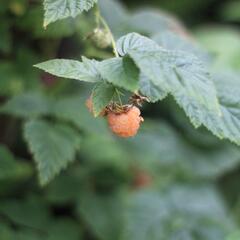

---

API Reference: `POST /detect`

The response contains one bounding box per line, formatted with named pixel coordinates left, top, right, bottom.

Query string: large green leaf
left=77, top=191, right=126, bottom=240
left=92, top=82, right=115, bottom=117
left=0, top=196, right=50, bottom=230
left=43, top=0, right=97, bottom=27
left=123, top=186, right=234, bottom=240
left=99, top=56, right=140, bottom=92
left=24, top=120, right=81, bottom=185
left=117, top=33, right=221, bottom=128
left=139, top=74, right=167, bottom=102
left=152, top=31, right=209, bottom=62
left=77, top=186, right=235, bottom=240
left=201, top=71, right=240, bottom=145
left=195, top=27, right=240, bottom=70
left=98, top=0, right=128, bottom=38
left=171, top=70, right=240, bottom=145
left=34, top=58, right=101, bottom=82
left=127, top=9, right=183, bottom=36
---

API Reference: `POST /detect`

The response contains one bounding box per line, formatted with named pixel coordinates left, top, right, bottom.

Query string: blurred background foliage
left=0, top=0, right=240, bottom=239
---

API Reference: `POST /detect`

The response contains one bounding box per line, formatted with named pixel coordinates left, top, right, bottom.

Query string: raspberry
left=107, top=106, right=143, bottom=138
left=85, top=96, right=93, bottom=114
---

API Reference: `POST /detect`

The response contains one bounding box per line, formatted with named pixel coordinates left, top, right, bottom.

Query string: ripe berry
left=107, top=106, right=143, bottom=138
left=85, top=96, right=93, bottom=114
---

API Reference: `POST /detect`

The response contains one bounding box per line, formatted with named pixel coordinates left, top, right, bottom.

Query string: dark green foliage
left=0, top=0, right=240, bottom=239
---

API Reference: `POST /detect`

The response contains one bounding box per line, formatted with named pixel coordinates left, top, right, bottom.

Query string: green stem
left=95, top=5, right=119, bottom=57
left=115, top=89, right=123, bottom=106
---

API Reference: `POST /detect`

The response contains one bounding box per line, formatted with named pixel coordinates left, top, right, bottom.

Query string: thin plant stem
left=115, top=89, right=123, bottom=106
left=94, top=5, right=119, bottom=57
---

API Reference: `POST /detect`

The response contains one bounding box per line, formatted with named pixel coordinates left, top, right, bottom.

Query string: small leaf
left=99, top=56, right=139, bottom=92
left=34, top=58, right=100, bottom=82
left=43, top=0, right=97, bottom=27
left=92, top=82, right=115, bottom=117
left=24, top=119, right=81, bottom=185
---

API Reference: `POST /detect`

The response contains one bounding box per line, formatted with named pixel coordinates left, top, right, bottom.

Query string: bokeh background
left=0, top=0, right=240, bottom=239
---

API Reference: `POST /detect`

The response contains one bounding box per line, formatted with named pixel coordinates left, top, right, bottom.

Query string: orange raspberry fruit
left=107, top=106, right=144, bottom=138
left=85, top=96, right=93, bottom=114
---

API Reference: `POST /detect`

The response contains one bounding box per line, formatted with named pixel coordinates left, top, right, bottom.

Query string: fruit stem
left=95, top=5, right=119, bottom=57
left=115, top=88, right=123, bottom=106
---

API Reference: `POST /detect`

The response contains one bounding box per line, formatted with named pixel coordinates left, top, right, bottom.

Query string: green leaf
left=152, top=31, right=210, bottom=62
left=24, top=119, right=81, bottom=185
left=0, top=196, right=50, bottom=230
left=127, top=9, right=182, bottom=35
left=77, top=186, right=235, bottom=240
left=117, top=33, right=159, bottom=56
left=34, top=58, right=100, bottom=82
left=0, top=19, right=11, bottom=54
left=77, top=191, right=126, bottom=240
left=46, top=174, right=82, bottom=204
left=227, top=231, right=240, bottom=240
left=81, top=134, right=130, bottom=168
left=52, top=96, right=109, bottom=134
left=195, top=27, right=240, bottom=70
left=221, top=1, right=240, bottom=21
left=43, top=0, right=97, bottom=27
left=92, top=82, right=115, bottom=117
left=0, top=92, right=51, bottom=118
left=201, top=71, right=240, bottom=145
left=47, top=219, right=82, bottom=240
left=19, top=6, right=75, bottom=38
left=123, top=186, right=234, bottom=240
left=117, top=33, right=221, bottom=129
left=98, top=0, right=128, bottom=38
left=139, top=74, right=167, bottom=102
left=99, top=56, right=139, bottom=92
left=124, top=121, right=240, bottom=179
left=0, top=145, right=32, bottom=181
left=0, top=223, right=14, bottom=240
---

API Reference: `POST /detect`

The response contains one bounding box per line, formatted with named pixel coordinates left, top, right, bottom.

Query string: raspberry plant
left=1, top=0, right=240, bottom=239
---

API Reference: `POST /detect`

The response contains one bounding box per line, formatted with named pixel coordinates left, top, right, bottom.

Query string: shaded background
left=0, top=0, right=240, bottom=239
